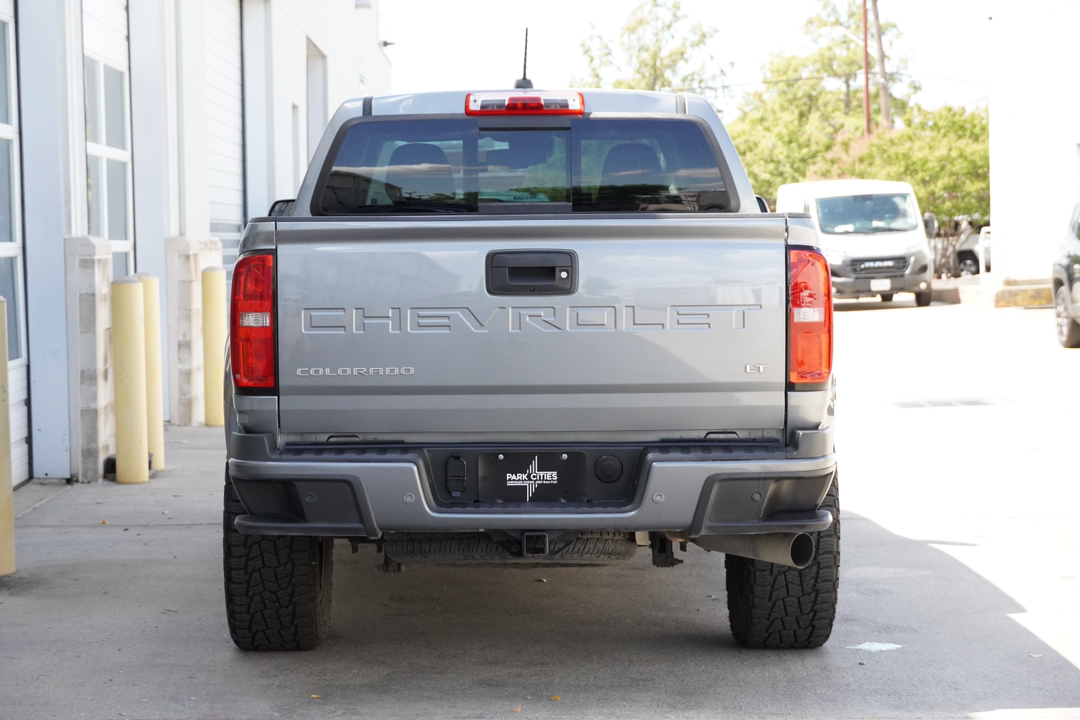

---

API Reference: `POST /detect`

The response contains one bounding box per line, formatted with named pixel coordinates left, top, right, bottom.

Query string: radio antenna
left=514, top=28, right=533, bottom=89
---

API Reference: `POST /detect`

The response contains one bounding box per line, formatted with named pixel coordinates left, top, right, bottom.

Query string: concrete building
left=6, top=0, right=389, bottom=487
left=987, top=1, right=1080, bottom=284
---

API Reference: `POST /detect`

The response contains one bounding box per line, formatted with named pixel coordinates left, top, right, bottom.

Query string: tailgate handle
left=486, top=250, right=577, bottom=296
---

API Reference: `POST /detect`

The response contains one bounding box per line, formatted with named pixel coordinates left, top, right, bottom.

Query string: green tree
left=727, top=0, right=916, bottom=202
left=830, top=104, right=989, bottom=220
left=802, top=0, right=910, bottom=120
left=572, top=0, right=721, bottom=96
left=826, top=104, right=991, bottom=276
left=727, top=53, right=848, bottom=202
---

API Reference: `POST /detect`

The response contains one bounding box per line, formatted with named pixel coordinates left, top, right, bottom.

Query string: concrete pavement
left=2, top=299, right=1080, bottom=719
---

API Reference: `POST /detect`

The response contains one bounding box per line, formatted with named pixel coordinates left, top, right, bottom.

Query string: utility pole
left=870, top=0, right=892, bottom=130
left=862, top=0, right=871, bottom=136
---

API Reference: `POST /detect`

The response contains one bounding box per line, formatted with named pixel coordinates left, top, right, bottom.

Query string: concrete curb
left=929, top=276, right=981, bottom=305
left=931, top=286, right=962, bottom=304
left=929, top=276, right=1054, bottom=308
left=959, top=284, right=1054, bottom=308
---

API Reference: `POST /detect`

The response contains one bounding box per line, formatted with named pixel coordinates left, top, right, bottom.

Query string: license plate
left=870, top=279, right=892, bottom=292
left=478, top=452, right=587, bottom=502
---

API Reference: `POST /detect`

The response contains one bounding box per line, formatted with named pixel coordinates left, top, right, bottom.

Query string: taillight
left=465, top=91, right=585, bottom=116
left=789, top=248, right=833, bottom=385
left=230, top=253, right=275, bottom=389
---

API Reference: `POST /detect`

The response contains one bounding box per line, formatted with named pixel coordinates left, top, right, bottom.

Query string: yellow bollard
left=202, top=267, right=227, bottom=427
left=136, top=274, right=165, bottom=471
left=112, top=277, right=149, bottom=484
left=0, top=297, right=15, bottom=576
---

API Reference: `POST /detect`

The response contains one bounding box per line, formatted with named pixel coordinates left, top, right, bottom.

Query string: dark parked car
left=1052, top=203, right=1080, bottom=347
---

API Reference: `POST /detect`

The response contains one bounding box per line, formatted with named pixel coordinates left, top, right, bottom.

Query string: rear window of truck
left=317, top=118, right=733, bottom=215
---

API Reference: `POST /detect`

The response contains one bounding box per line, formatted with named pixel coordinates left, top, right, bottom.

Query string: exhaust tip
left=694, top=532, right=817, bottom=568
left=790, top=533, right=815, bottom=569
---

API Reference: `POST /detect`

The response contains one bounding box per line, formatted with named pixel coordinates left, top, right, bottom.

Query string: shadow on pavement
left=2, top=497, right=1078, bottom=719
left=834, top=297, right=926, bottom=312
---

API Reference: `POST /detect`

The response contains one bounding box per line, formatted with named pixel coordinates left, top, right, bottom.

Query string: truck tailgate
left=275, top=217, right=788, bottom=438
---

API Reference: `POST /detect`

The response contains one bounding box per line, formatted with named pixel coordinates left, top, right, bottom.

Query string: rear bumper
left=227, top=432, right=836, bottom=539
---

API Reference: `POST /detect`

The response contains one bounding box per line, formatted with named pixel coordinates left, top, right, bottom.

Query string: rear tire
left=915, top=290, right=932, bottom=307
left=958, top=255, right=979, bottom=276
left=223, top=479, right=333, bottom=650
left=725, top=475, right=839, bottom=649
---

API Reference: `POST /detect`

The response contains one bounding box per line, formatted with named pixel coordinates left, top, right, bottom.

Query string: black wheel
left=915, top=290, right=932, bottom=307
left=958, top=255, right=979, bottom=276
left=879, top=293, right=894, bottom=302
left=223, top=479, right=333, bottom=650
left=1055, top=285, right=1080, bottom=348
left=725, top=475, right=839, bottom=649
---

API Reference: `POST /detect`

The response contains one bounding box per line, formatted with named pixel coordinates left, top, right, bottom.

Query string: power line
left=724, top=71, right=982, bottom=89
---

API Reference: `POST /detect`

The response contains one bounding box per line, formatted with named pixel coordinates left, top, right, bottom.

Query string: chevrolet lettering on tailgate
left=301, top=305, right=763, bottom=334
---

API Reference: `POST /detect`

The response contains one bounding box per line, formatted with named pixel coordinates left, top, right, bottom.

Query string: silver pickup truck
left=223, top=89, right=839, bottom=652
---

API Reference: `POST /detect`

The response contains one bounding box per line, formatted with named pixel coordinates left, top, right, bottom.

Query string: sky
left=379, top=0, right=991, bottom=121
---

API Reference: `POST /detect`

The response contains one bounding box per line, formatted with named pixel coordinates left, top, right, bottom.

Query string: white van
left=776, top=179, right=934, bottom=306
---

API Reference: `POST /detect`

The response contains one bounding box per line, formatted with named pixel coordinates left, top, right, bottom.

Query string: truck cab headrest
left=384, top=143, right=456, bottom=203
left=600, top=143, right=664, bottom=188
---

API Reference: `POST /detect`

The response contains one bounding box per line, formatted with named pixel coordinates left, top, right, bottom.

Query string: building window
left=0, top=18, right=23, bottom=361
left=84, top=56, right=133, bottom=277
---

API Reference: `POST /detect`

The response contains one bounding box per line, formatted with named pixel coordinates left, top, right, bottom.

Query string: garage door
left=205, top=0, right=245, bottom=268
